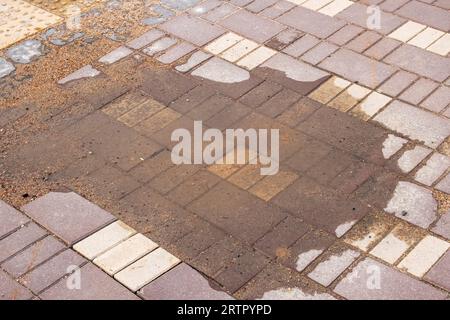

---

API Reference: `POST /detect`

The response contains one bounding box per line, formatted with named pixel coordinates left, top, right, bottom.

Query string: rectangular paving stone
left=40, top=263, right=139, bottom=300
left=398, top=235, right=450, bottom=277
left=308, top=76, right=350, bottom=104
left=337, top=3, right=405, bottom=35
left=283, top=34, right=320, bottom=57
left=384, top=44, right=450, bottom=82
left=220, top=39, right=259, bottom=62
left=205, top=32, right=243, bottom=55
left=335, top=258, right=447, bottom=300
left=301, top=41, right=338, bottom=65
left=0, top=222, right=46, bottom=263
left=364, top=37, right=401, bottom=60
left=22, top=192, right=116, bottom=245
left=0, top=200, right=29, bottom=239
left=99, top=46, right=133, bottom=64
left=94, top=234, right=158, bottom=276
left=277, top=6, right=345, bottom=39
left=352, top=91, right=392, bottom=120
left=237, top=46, right=277, bottom=70
left=408, top=27, right=445, bottom=49
left=421, top=86, right=450, bottom=113
left=220, top=9, right=285, bottom=43
left=396, top=1, right=450, bottom=32
left=318, top=0, right=353, bottom=16
left=319, top=48, right=396, bottom=88
left=327, top=24, right=363, bottom=46
left=377, top=70, right=418, bottom=97
left=257, top=87, right=301, bottom=118
left=157, top=42, right=196, bottom=64
left=160, top=15, right=225, bottom=46
left=142, top=37, right=177, bottom=56
left=415, top=153, right=450, bottom=186
left=0, top=270, right=33, bottom=300
left=203, top=3, right=239, bottom=22
left=175, top=51, right=212, bottom=73
left=266, top=28, right=303, bottom=51
left=249, top=170, right=299, bottom=201
left=126, top=29, right=165, bottom=49
left=115, top=248, right=180, bottom=292
left=19, top=249, right=86, bottom=294
left=373, top=101, right=450, bottom=148
left=328, top=84, right=371, bottom=112
left=425, top=250, right=450, bottom=292
left=308, top=248, right=360, bottom=287
left=74, top=221, right=137, bottom=260
left=396, top=146, right=432, bottom=173
left=388, top=21, right=427, bottom=42
left=239, top=80, right=283, bottom=107
left=260, top=0, right=295, bottom=19
left=301, top=0, right=333, bottom=11
left=436, top=174, right=450, bottom=194
left=246, top=0, right=278, bottom=12
left=2, top=236, right=65, bottom=278
left=346, top=31, right=382, bottom=53
left=433, top=212, right=450, bottom=240
left=139, top=263, right=233, bottom=300
left=399, top=78, right=439, bottom=105
left=427, top=33, right=450, bottom=56
left=370, top=224, right=414, bottom=264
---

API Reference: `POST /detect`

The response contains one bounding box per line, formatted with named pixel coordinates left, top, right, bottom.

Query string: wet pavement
left=0, top=0, right=450, bottom=300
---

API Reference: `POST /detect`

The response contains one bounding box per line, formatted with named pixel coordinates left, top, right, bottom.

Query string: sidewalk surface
left=0, top=0, right=450, bottom=300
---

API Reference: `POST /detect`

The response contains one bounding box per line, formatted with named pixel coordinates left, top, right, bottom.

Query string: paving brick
left=308, top=76, right=350, bottom=104
left=206, top=101, right=251, bottom=130
left=427, top=33, right=450, bottom=56
left=142, top=37, right=177, bottom=56
left=115, top=248, right=180, bottom=292
left=189, top=0, right=222, bottom=15
left=398, top=235, right=450, bottom=277
left=380, top=0, right=409, bottom=12
left=328, top=84, right=371, bottom=112
left=374, top=101, right=450, bottom=149
left=318, top=0, right=353, bottom=16
left=117, top=99, right=165, bottom=127
left=306, top=148, right=353, bottom=184
left=94, top=234, right=158, bottom=276
left=220, top=10, right=285, bottom=43
left=260, top=0, right=295, bottom=19
left=396, top=1, right=450, bottom=32
left=385, top=44, right=450, bottom=82
left=266, top=29, right=303, bottom=51
left=380, top=134, right=407, bottom=159
left=388, top=21, right=427, bottom=42
left=415, top=153, right=450, bottom=186
left=101, top=91, right=150, bottom=119
left=149, top=164, right=202, bottom=194
left=370, top=224, right=416, bottom=264
left=0, top=223, right=47, bottom=263
left=319, top=48, right=395, bottom=88
left=277, top=6, right=345, bottom=39
left=139, top=263, right=232, bottom=300
left=301, top=41, right=338, bottom=65
left=203, top=3, right=238, bottom=22
left=175, top=51, right=212, bottom=73
left=408, top=27, right=445, bottom=49
left=220, top=39, right=259, bottom=62
left=327, top=24, right=363, bottom=46
left=283, top=34, right=320, bottom=57
left=157, top=42, right=196, bottom=64
left=126, top=29, right=165, bottom=49
left=249, top=170, right=299, bottom=201
left=191, top=56, right=251, bottom=85
left=337, top=3, right=405, bottom=35
left=286, top=137, right=332, bottom=172
left=160, top=15, right=225, bottom=46
left=40, top=263, right=139, bottom=300
left=246, top=0, right=278, bottom=12
left=352, top=92, right=392, bottom=120
left=377, top=71, right=418, bottom=97
left=396, top=146, right=432, bottom=173
left=99, top=46, right=133, bottom=64
left=19, top=249, right=86, bottom=294
left=308, top=247, right=360, bottom=287
left=73, top=221, right=136, bottom=260
left=425, top=250, right=450, bottom=291
left=345, top=31, right=382, bottom=53
left=22, top=192, right=114, bottom=245
left=329, top=160, right=377, bottom=194
left=135, top=108, right=182, bottom=136
left=188, top=181, right=287, bottom=244
left=344, top=214, right=392, bottom=252
left=257, top=88, right=301, bottom=118
left=237, top=46, right=277, bottom=70
left=0, top=270, right=33, bottom=300
left=0, top=200, right=29, bottom=239
left=277, top=97, right=321, bottom=127
left=240, top=80, right=283, bottom=107
left=205, top=32, right=243, bottom=55
left=364, top=37, right=401, bottom=60
left=436, top=174, right=450, bottom=194
left=399, top=78, right=439, bottom=105
left=421, top=86, right=450, bottom=113
left=335, top=258, right=447, bottom=300
left=2, top=236, right=65, bottom=278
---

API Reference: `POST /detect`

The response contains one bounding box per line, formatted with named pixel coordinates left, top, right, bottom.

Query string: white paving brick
left=398, top=236, right=450, bottom=277
left=302, top=0, right=334, bottom=10
left=397, top=146, right=432, bottom=173
left=415, top=153, right=450, bottom=186
left=408, top=27, right=445, bottom=49
left=381, top=134, right=407, bottom=160
left=286, top=0, right=308, bottom=4
left=115, top=248, right=180, bottom=292
left=73, top=221, right=136, bottom=260
left=98, top=46, right=133, bottom=64
left=220, top=39, right=259, bottom=62
left=370, top=229, right=411, bottom=264
left=388, top=21, right=427, bottom=43
left=204, top=32, right=243, bottom=55
left=427, top=34, right=450, bottom=56
left=93, top=234, right=159, bottom=275
left=318, top=0, right=353, bottom=17
left=355, top=91, right=392, bottom=119
left=237, top=46, right=276, bottom=70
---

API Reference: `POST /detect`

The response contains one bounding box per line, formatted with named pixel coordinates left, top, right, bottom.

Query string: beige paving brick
left=115, top=248, right=180, bottom=292
left=228, top=164, right=264, bottom=190
left=237, top=46, right=276, bottom=70
left=117, top=101, right=164, bottom=127
left=220, top=39, right=259, bottom=62
left=204, top=32, right=243, bottom=55
left=318, top=0, right=353, bottom=17
left=388, top=21, right=427, bottom=42
left=408, top=27, right=445, bottom=49
left=94, top=234, right=159, bottom=275
left=102, top=93, right=149, bottom=119
left=329, top=84, right=371, bottom=112
left=135, top=108, right=182, bottom=136
left=208, top=163, right=242, bottom=178
left=427, top=33, right=450, bottom=56
left=398, top=235, right=450, bottom=277
left=343, top=214, right=392, bottom=252
left=302, top=0, right=334, bottom=10
left=351, top=92, right=392, bottom=120
left=73, top=221, right=136, bottom=260
left=308, top=76, right=351, bottom=104
left=248, top=170, right=298, bottom=201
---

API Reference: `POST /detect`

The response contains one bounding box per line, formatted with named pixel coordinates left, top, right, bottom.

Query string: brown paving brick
left=305, top=149, right=353, bottom=185
left=149, top=164, right=202, bottom=194
left=49, top=154, right=108, bottom=182
left=0, top=270, right=33, bottom=300
left=139, top=67, right=197, bottom=105
left=134, top=108, right=182, bottom=137
left=168, top=170, right=221, bottom=206
left=188, top=181, right=287, bottom=244
left=327, top=24, right=364, bottom=46
left=102, top=91, right=151, bottom=119
left=187, top=94, right=235, bottom=121
left=116, top=99, right=165, bottom=127
left=276, top=97, right=321, bottom=128
left=239, top=80, right=283, bottom=108
left=128, top=150, right=174, bottom=183
left=345, top=31, right=382, bottom=53
left=2, top=236, right=65, bottom=278
left=0, top=201, right=29, bottom=240
left=330, top=160, right=377, bottom=194
left=396, top=0, right=450, bottom=32
left=19, top=249, right=86, bottom=294
left=364, top=37, right=401, bottom=60
left=248, top=169, right=299, bottom=201
left=257, top=88, right=301, bottom=118
left=254, top=216, right=310, bottom=258
left=0, top=223, right=47, bottom=263
left=206, top=102, right=252, bottom=130
left=169, top=85, right=216, bottom=114
left=285, top=137, right=332, bottom=172
left=273, top=177, right=369, bottom=237
left=152, top=116, right=207, bottom=149
left=22, top=192, right=115, bottom=245
left=228, top=164, right=264, bottom=190
left=40, top=263, right=139, bottom=300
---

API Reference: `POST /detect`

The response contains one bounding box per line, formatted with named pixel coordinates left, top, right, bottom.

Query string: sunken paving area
left=1, top=0, right=450, bottom=300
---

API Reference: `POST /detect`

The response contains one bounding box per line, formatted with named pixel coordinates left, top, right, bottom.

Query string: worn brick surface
left=0, top=201, right=29, bottom=239
left=0, top=270, right=33, bottom=300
